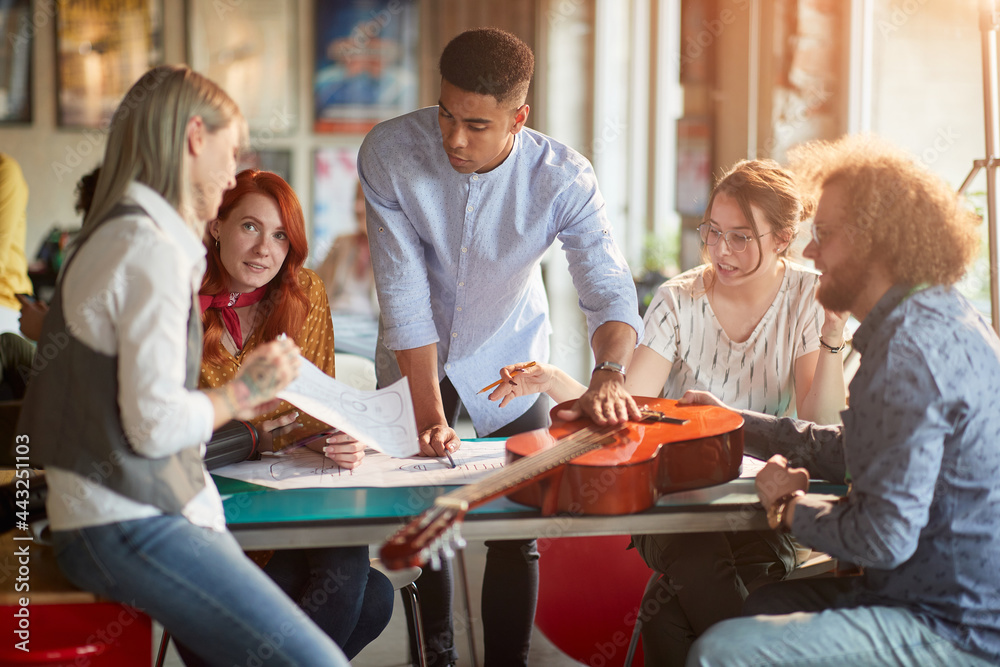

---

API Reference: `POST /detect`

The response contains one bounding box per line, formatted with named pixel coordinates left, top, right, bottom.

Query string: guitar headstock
left=379, top=501, right=469, bottom=570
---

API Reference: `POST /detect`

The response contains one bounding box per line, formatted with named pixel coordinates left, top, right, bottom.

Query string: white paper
left=213, top=436, right=767, bottom=493
left=740, top=456, right=766, bottom=478
left=212, top=439, right=508, bottom=490
left=277, top=358, right=420, bottom=457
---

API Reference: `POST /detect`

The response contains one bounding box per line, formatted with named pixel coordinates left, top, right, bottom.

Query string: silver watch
left=592, top=361, right=626, bottom=377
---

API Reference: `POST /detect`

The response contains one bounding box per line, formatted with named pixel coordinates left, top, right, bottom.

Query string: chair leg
left=399, top=582, right=428, bottom=667
left=624, top=571, right=662, bottom=667
left=154, top=627, right=171, bottom=667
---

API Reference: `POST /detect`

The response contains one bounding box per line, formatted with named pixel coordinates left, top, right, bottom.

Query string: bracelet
left=766, top=490, right=805, bottom=532
left=593, top=361, right=626, bottom=378
left=819, top=337, right=847, bottom=353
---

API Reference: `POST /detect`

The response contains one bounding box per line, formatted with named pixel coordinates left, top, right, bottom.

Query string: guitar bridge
left=639, top=408, right=689, bottom=425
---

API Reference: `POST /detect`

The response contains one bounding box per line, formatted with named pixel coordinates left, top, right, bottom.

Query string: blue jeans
left=52, top=516, right=349, bottom=667
left=687, top=578, right=996, bottom=666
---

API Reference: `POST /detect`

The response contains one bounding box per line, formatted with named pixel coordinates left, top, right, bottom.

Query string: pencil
left=275, top=430, right=334, bottom=456
left=477, top=361, right=537, bottom=394
left=444, top=449, right=457, bottom=469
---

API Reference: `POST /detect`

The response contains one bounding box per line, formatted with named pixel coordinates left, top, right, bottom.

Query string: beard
left=816, top=249, right=871, bottom=313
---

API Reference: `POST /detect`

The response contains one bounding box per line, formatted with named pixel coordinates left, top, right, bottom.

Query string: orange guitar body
left=504, top=397, right=744, bottom=516
left=380, top=396, right=744, bottom=570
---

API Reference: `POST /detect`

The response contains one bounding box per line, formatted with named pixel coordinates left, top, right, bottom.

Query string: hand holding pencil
left=481, top=361, right=554, bottom=408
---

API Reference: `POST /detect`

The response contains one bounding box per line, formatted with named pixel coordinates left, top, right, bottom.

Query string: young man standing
left=359, top=27, right=643, bottom=667
left=685, top=135, right=1000, bottom=666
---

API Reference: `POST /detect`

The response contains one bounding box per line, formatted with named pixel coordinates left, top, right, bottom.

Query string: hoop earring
left=215, top=237, right=220, bottom=250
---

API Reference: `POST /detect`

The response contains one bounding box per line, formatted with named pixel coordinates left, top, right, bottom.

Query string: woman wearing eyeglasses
left=487, top=159, right=848, bottom=666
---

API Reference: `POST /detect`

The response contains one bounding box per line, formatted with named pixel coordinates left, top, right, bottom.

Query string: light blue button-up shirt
left=358, top=106, right=642, bottom=434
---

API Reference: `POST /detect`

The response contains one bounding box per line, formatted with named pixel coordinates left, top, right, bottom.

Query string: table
left=216, top=464, right=845, bottom=667
left=217, top=473, right=847, bottom=551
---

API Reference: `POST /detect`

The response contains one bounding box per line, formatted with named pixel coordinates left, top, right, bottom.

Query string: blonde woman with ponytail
left=20, top=66, right=348, bottom=666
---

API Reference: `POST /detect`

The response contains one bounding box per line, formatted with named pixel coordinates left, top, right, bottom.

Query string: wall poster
left=187, top=0, right=298, bottom=136
left=314, top=0, right=419, bottom=134
left=0, top=0, right=32, bottom=124
left=55, top=0, right=164, bottom=129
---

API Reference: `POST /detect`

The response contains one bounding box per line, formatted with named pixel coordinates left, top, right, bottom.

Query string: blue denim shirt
left=741, top=284, right=1000, bottom=660
left=358, top=107, right=642, bottom=434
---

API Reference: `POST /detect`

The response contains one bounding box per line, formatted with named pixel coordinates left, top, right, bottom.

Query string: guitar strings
left=445, top=423, right=631, bottom=506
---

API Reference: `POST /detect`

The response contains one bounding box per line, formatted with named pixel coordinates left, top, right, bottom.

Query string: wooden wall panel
left=417, top=0, right=539, bottom=112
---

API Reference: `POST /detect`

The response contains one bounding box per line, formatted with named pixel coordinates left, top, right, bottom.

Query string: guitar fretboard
left=437, top=423, right=629, bottom=509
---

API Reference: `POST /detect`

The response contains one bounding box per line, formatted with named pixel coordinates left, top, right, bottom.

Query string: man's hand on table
left=418, top=422, right=462, bottom=458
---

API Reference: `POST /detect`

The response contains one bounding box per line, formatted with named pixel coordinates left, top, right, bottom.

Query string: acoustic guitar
left=379, top=397, right=744, bottom=570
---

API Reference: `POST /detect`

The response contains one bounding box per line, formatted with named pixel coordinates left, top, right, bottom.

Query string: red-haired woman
left=198, top=169, right=393, bottom=660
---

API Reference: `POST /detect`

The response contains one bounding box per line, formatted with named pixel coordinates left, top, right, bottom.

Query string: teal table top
left=214, top=438, right=846, bottom=549
left=214, top=469, right=847, bottom=528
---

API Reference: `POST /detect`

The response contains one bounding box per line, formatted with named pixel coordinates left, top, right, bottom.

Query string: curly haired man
left=685, top=135, right=1000, bottom=667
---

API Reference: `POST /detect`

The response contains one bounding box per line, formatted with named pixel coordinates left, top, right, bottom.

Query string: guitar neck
left=434, top=423, right=626, bottom=513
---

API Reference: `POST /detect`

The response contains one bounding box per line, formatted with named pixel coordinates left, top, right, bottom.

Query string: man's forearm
left=742, top=410, right=848, bottom=484
left=590, top=320, right=638, bottom=370
left=395, top=343, right=448, bottom=429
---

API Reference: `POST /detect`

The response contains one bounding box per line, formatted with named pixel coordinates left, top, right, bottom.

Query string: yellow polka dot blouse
left=199, top=268, right=337, bottom=451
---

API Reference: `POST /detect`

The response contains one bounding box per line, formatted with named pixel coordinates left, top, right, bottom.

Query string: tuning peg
left=429, top=550, right=442, bottom=571
left=449, top=525, right=467, bottom=550
left=441, top=542, right=455, bottom=560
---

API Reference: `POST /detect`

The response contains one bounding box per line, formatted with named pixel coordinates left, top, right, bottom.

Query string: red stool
left=0, top=600, right=151, bottom=666
left=0, top=538, right=151, bottom=666
left=534, top=535, right=653, bottom=667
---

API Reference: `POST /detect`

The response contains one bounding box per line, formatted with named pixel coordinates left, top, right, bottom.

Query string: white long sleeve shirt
left=45, top=182, right=224, bottom=532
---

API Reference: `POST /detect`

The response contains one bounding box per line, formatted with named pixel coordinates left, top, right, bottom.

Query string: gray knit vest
left=18, top=203, right=206, bottom=513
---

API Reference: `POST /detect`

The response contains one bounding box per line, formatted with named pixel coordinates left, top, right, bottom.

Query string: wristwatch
left=592, top=361, right=626, bottom=378
left=766, top=490, right=805, bottom=532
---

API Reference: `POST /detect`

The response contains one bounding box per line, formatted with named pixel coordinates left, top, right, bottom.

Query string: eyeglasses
left=697, top=223, right=771, bottom=253
left=808, top=224, right=819, bottom=246
left=810, top=224, right=835, bottom=247
left=810, top=223, right=860, bottom=247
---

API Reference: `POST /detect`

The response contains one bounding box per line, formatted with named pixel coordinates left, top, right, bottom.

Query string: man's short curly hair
left=439, top=27, right=534, bottom=108
left=787, top=135, right=980, bottom=286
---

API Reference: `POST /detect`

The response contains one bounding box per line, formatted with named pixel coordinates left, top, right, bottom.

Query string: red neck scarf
left=199, top=285, right=268, bottom=349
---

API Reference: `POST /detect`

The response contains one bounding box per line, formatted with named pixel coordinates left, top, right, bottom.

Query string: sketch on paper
left=213, top=440, right=508, bottom=491
left=277, top=358, right=419, bottom=458
left=213, top=436, right=766, bottom=492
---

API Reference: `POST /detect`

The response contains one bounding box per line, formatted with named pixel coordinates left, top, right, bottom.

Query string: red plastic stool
left=534, top=534, right=653, bottom=667
left=0, top=600, right=151, bottom=666
left=0, top=528, right=152, bottom=667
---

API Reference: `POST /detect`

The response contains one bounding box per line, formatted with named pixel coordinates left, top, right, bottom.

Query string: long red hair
left=200, top=169, right=310, bottom=366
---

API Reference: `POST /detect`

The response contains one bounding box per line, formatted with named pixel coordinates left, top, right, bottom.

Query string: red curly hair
left=200, top=169, right=310, bottom=366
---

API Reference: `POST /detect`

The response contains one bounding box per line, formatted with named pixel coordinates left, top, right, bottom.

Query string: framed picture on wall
left=676, top=116, right=713, bottom=218
left=55, top=0, right=164, bottom=129
left=312, top=146, right=361, bottom=266
left=0, top=0, right=32, bottom=124
left=314, top=0, right=419, bottom=134
left=187, top=0, right=298, bottom=136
